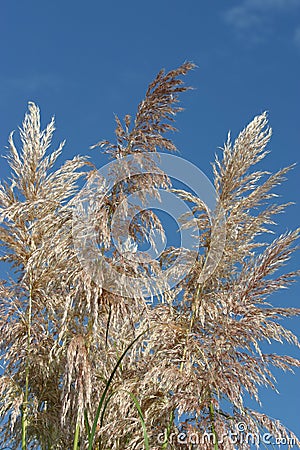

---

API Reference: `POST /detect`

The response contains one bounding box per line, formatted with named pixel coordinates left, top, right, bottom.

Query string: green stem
left=22, top=275, right=33, bottom=450
left=209, top=401, right=218, bottom=450
left=73, top=421, right=80, bottom=450
left=161, top=409, right=174, bottom=449
left=179, top=282, right=203, bottom=373
left=125, top=391, right=150, bottom=450
left=88, top=330, right=147, bottom=450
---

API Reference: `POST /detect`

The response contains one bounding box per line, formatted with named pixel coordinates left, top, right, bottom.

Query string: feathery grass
left=0, top=63, right=299, bottom=449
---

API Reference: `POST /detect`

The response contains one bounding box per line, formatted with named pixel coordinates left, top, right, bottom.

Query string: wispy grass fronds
left=0, top=63, right=299, bottom=449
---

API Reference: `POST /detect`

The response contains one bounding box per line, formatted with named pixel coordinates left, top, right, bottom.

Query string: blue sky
left=0, top=0, right=300, bottom=445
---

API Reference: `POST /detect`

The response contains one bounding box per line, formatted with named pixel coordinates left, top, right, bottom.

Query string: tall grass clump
left=0, top=63, right=300, bottom=449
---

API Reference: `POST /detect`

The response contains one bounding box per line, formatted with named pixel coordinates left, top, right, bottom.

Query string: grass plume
left=0, top=63, right=299, bottom=449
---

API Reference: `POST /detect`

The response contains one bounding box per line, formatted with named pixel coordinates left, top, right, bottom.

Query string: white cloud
left=0, top=73, right=62, bottom=94
left=294, top=26, right=300, bottom=48
left=224, top=0, right=300, bottom=32
left=249, top=0, right=300, bottom=9
left=224, top=5, right=262, bottom=31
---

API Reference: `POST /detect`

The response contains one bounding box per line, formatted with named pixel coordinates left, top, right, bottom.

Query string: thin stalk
left=161, top=409, right=174, bottom=449
left=209, top=401, right=218, bottom=450
left=22, top=275, right=33, bottom=450
left=105, top=304, right=112, bottom=348
left=88, top=330, right=147, bottom=450
left=179, top=245, right=211, bottom=374
left=179, top=282, right=203, bottom=373
left=97, top=392, right=115, bottom=449
left=84, top=410, right=91, bottom=440
left=99, top=392, right=115, bottom=429
left=126, top=391, right=150, bottom=450
left=73, top=421, right=80, bottom=450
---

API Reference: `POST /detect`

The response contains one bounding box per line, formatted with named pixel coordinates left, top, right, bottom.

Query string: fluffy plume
left=0, top=64, right=299, bottom=449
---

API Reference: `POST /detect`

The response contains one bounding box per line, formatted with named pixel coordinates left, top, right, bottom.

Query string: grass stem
left=22, top=275, right=33, bottom=450
left=73, top=421, right=80, bottom=450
